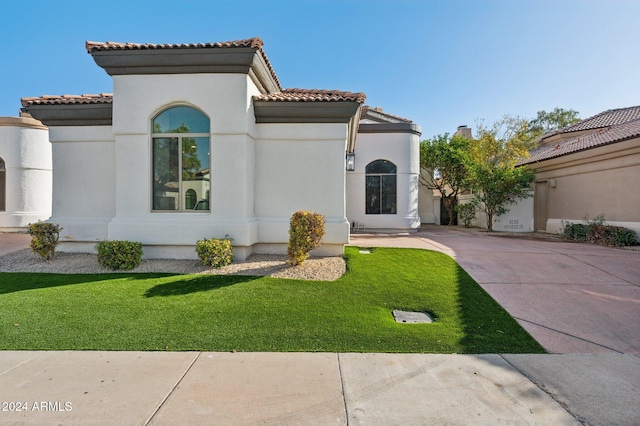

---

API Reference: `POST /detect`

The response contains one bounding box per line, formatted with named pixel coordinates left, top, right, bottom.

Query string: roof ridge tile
left=521, top=113, right=640, bottom=165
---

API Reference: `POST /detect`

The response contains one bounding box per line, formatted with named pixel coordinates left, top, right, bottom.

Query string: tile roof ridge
left=85, top=37, right=264, bottom=53
left=539, top=104, right=640, bottom=141
left=521, top=114, right=640, bottom=165
left=361, top=105, right=412, bottom=123
left=21, top=93, right=113, bottom=107
left=261, top=88, right=366, bottom=103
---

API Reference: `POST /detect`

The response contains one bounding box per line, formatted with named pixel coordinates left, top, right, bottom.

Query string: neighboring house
left=20, top=37, right=423, bottom=259
left=347, top=106, right=423, bottom=230
left=0, top=113, right=51, bottom=231
left=519, top=105, right=640, bottom=239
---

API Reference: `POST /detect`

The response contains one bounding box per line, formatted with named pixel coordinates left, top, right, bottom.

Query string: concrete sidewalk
left=2, top=351, right=638, bottom=425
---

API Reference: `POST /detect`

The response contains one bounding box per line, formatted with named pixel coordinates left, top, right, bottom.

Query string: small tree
left=465, top=165, right=535, bottom=231
left=465, top=116, right=537, bottom=231
left=420, top=133, right=471, bottom=225
left=287, top=210, right=325, bottom=266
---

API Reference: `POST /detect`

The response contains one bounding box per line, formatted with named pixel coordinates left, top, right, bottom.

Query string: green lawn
left=0, top=247, right=544, bottom=353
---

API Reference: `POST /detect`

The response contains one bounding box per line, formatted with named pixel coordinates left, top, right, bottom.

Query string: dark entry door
left=535, top=181, right=548, bottom=232
left=440, top=197, right=458, bottom=225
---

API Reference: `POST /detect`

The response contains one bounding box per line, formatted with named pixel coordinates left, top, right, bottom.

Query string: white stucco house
left=348, top=106, right=422, bottom=231
left=0, top=114, right=52, bottom=231
left=20, top=37, right=424, bottom=259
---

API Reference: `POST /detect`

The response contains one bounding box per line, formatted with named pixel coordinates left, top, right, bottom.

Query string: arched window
left=365, top=159, right=396, bottom=214
left=185, top=189, right=197, bottom=209
left=0, top=157, right=5, bottom=212
left=152, top=106, right=210, bottom=212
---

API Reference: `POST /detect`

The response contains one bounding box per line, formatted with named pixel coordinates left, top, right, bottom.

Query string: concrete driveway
left=0, top=232, right=30, bottom=256
left=350, top=225, right=640, bottom=355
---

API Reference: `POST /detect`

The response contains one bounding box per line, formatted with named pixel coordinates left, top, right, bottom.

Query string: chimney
left=454, top=125, right=472, bottom=139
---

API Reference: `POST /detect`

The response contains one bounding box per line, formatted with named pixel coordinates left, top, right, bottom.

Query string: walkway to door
left=350, top=225, right=640, bottom=354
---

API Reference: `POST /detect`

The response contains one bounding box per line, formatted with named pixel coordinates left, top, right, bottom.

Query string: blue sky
left=2, top=0, right=638, bottom=139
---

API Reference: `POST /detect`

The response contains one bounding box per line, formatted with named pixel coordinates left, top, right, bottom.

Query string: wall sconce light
left=346, top=152, right=355, bottom=171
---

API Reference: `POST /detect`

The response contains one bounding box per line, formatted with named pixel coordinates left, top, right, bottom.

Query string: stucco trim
left=253, top=101, right=361, bottom=123
left=358, top=123, right=422, bottom=136
left=90, top=48, right=281, bottom=93
left=0, top=116, right=47, bottom=130
left=22, top=103, right=113, bottom=126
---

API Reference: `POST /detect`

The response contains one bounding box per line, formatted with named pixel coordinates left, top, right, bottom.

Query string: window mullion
left=177, top=136, right=183, bottom=211
left=379, top=174, right=384, bottom=213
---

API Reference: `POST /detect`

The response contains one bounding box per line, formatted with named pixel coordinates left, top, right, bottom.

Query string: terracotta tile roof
left=361, top=106, right=412, bottom=123
left=540, top=105, right=640, bottom=141
left=22, top=88, right=365, bottom=109
left=85, top=38, right=264, bottom=52
left=21, top=93, right=113, bottom=107
left=520, top=117, right=640, bottom=165
left=255, top=88, right=366, bottom=103
left=85, top=37, right=281, bottom=90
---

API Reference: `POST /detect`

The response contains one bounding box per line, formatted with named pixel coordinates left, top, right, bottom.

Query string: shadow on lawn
left=0, top=272, right=172, bottom=295
left=454, top=264, right=546, bottom=354
left=144, top=274, right=259, bottom=297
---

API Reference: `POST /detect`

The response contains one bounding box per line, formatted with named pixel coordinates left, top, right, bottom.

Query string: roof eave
left=253, top=100, right=362, bottom=123
left=89, top=47, right=281, bottom=93
left=358, top=122, right=422, bottom=136
left=21, top=103, right=113, bottom=126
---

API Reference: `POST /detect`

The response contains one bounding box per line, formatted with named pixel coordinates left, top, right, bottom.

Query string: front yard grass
left=0, top=247, right=544, bottom=353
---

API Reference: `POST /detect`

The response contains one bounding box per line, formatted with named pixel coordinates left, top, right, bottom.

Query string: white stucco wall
left=346, top=131, right=421, bottom=230
left=491, top=196, right=534, bottom=232
left=48, top=126, right=115, bottom=247
left=255, top=123, right=350, bottom=256
left=104, top=73, right=261, bottom=258
left=418, top=170, right=436, bottom=224
left=42, top=71, right=355, bottom=259
left=0, top=118, right=52, bottom=231
left=458, top=193, right=534, bottom=232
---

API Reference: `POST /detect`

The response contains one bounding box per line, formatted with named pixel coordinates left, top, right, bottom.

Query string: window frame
left=365, top=159, right=397, bottom=215
left=0, top=157, right=5, bottom=212
left=151, top=106, right=211, bottom=213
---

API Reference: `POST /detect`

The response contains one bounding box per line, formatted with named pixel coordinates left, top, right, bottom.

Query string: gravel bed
left=0, top=249, right=346, bottom=281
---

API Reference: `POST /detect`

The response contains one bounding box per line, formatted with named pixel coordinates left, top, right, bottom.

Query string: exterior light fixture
left=346, top=152, right=355, bottom=171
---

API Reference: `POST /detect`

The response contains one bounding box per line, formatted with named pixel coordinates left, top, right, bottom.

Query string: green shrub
left=28, top=222, right=62, bottom=260
left=288, top=210, right=326, bottom=266
left=456, top=202, right=477, bottom=228
left=587, top=225, right=637, bottom=247
left=562, top=214, right=637, bottom=247
left=96, top=240, right=143, bottom=270
left=561, top=222, right=588, bottom=241
left=196, top=236, right=233, bottom=268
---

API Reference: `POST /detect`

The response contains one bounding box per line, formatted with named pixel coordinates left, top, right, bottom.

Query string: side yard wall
left=534, top=138, right=640, bottom=240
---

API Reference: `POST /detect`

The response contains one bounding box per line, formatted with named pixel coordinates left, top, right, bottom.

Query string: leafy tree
left=420, top=133, right=471, bottom=225
left=465, top=116, right=537, bottom=231
left=528, top=107, right=580, bottom=140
